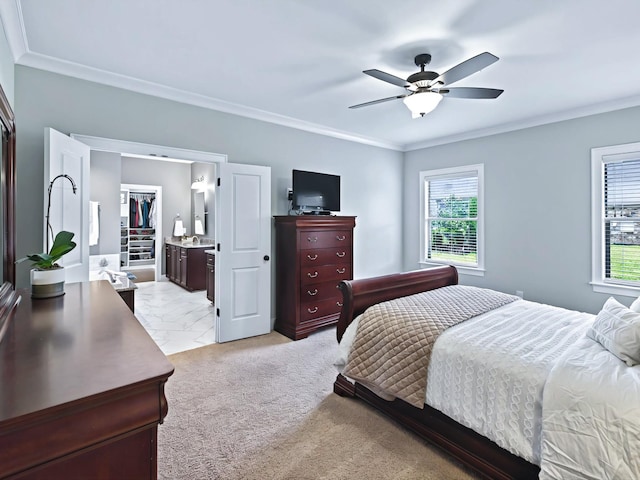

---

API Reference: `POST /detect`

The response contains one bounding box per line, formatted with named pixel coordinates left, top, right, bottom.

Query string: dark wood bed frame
left=333, top=266, right=540, bottom=480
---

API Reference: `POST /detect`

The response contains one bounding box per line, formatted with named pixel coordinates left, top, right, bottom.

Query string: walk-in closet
left=120, top=184, right=163, bottom=281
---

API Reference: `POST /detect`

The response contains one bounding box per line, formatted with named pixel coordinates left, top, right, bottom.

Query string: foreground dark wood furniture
left=0, top=281, right=174, bottom=479
left=275, top=215, right=356, bottom=340
left=334, top=266, right=540, bottom=480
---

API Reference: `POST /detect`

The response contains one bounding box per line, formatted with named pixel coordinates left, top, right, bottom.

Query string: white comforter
left=540, top=336, right=640, bottom=479
left=336, top=298, right=640, bottom=478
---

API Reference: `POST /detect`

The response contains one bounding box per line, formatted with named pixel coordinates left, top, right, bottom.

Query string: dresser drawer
left=299, top=230, right=352, bottom=250
left=300, top=247, right=352, bottom=267
left=300, top=297, right=344, bottom=323
left=300, top=280, right=342, bottom=304
left=301, top=264, right=351, bottom=285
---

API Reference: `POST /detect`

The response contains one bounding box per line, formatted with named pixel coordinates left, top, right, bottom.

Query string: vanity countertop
left=165, top=240, right=215, bottom=249
left=204, top=249, right=215, bottom=255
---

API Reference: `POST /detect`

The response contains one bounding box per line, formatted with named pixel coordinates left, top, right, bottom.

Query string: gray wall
left=89, top=150, right=121, bottom=255
left=0, top=20, right=14, bottom=109
left=404, top=105, right=640, bottom=314
left=14, top=65, right=404, bottom=289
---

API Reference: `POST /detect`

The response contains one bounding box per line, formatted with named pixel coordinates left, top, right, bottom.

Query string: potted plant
left=18, top=230, right=77, bottom=298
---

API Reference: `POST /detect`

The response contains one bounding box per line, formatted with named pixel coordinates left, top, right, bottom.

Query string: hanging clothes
left=129, top=193, right=156, bottom=229
left=137, top=199, right=143, bottom=227
left=149, top=198, right=157, bottom=228
left=142, top=199, right=150, bottom=228
left=130, top=197, right=137, bottom=228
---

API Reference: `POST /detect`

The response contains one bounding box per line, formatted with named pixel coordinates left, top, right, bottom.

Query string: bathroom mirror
left=194, top=191, right=205, bottom=235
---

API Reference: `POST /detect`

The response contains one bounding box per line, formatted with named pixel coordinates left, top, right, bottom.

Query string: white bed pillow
left=587, top=297, right=640, bottom=366
left=630, top=296, right=640, bottom=313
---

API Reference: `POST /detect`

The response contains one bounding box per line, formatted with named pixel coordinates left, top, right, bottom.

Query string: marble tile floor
left=134, top=279, right=216, bottom=355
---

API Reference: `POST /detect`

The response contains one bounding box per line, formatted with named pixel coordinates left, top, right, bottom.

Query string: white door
left=215, top=163, right=271, bottom=342
left=45, top=128, right=90, bottom=283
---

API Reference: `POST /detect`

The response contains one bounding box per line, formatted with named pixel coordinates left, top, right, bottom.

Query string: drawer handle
left=307, top=306, right=318, bottom=314
left=337, top=268, right=346, bottom=274
left=336, top=235, right=346, bottom=241
left=336, top=301, right=343, bottom=307
left=307, top=289, right=318, bottom=296
left=307, top=236, right=318, bottom=243
left=307, top=254, right=318, bottom=260
left=307, top=271, right=319, bottom=278
left=336, top=251, right=346, bottom=258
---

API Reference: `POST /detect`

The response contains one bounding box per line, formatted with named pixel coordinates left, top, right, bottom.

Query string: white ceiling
left=2, top=0, right=640, bottom=151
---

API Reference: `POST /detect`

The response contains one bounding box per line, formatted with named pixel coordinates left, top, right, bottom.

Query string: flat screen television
left=292, top=169, right=340, bottom=214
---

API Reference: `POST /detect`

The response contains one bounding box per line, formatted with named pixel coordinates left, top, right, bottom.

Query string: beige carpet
left=158, top=328, right=481, bottom=480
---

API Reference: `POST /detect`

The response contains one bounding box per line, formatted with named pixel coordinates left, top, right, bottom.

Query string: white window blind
left=421, top=165, right=482, bottom=270
left=603, top=158, right=640, bottom=284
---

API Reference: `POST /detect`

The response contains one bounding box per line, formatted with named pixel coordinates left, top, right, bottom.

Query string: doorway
left=64, top=133, right=272, bottom=347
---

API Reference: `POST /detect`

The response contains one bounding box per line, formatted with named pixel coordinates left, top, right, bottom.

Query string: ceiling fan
left=349, top=52, right=503, bottom=118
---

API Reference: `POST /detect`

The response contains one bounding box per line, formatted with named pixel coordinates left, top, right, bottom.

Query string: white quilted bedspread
left=425, top=299, right=592, bottom=465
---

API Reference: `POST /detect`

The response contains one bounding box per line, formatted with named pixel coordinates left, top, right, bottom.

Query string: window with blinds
left=421, top=165, right=483, bottom=271
left=604, top=158, right=640, bottom=284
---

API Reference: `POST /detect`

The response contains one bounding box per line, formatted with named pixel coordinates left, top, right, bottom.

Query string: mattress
left=336, top=298, right=593, bottom=465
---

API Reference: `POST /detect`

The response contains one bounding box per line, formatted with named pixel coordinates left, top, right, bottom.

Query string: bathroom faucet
left=191, top=236, right=200, bottom=245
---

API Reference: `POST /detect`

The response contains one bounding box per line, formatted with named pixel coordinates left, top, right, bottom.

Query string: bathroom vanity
left=164, top=241, right=212, bottom=291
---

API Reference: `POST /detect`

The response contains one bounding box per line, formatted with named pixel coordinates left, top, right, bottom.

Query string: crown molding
left=403, top=94, right=640, bottom=152
left=15, top=50, right=403, bottom=152
left=0, top=0, right=27, bottom=62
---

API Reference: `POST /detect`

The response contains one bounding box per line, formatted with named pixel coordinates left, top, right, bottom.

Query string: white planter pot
left=31, top=267, right=66, bottom=298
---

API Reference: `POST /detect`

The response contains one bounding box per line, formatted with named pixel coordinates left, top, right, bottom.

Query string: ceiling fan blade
left=363, top=69, right=410, bottom=88
left=349, top=94, right=408, bottom=109
left=431, top=52, right=499, bottom=87
left=440, top=87, right=504, bottom=99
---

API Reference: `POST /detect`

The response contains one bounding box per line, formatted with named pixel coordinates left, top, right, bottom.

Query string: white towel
left=89, top=201, right=100, bottom=246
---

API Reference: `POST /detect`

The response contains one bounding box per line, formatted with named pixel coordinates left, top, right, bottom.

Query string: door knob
left=263, top=255, right=270, bottom=261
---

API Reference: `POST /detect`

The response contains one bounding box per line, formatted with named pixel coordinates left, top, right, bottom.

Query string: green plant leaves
left=18, top=230, right=77, bottom=269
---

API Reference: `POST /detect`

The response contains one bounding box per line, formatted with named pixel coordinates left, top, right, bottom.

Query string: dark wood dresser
left=0, top=281, right=174, bottom=479
left=274, top=215, right=356, bottom=340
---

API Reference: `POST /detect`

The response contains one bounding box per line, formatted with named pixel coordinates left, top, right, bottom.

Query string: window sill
left=419, top=261, right=485, bottom=277
left=591, top=281, right=640, bottom=298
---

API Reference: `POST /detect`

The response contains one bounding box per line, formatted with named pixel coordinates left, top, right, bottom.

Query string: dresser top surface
left=0, top=281, right=174, bottom=424
left=274, top=215, right=356, bottom=228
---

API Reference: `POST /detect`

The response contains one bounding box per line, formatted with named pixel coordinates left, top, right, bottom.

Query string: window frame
left=591, top=141, right=640, bottom=297
left=419, top=164, right=485, bottom=277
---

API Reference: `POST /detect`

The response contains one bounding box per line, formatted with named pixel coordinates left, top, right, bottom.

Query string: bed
left=333, top=266, right=640, bottom=480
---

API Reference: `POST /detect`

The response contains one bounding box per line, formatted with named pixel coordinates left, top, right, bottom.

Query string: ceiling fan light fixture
left=403, top=91, right=442, bottom=118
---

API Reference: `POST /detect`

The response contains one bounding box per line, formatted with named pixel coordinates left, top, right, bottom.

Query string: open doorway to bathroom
left=78, top=134, right=225, bottom=355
